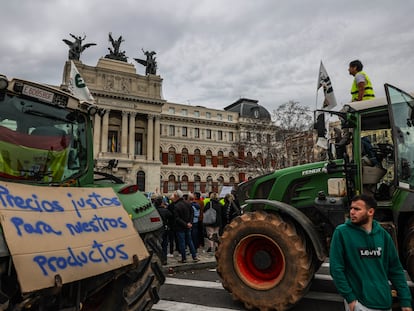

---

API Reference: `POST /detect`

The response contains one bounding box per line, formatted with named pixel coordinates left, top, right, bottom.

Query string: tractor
left=216, top=84, right=414, bottom=310
left=0, top=73, right=164, bottom=310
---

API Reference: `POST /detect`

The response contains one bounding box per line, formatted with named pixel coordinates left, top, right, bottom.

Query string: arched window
left=217, top=176, right=224, bottom=189
left=217, top=151, right=224, bottom=166
left=206, top=150, right=212, bottom=166
left=181, top=175, right=188, bottom=191
left=206, top=175, right=213, bottom=193
left=108, top=131, right=118, bottom=153
left=181, top=148, right=189, bottom=164
left=168, top=175, right=176, bottom=192
left=168, top=147, right=176, bottom=163
left=229, top=176, right=236, bottom=187
left=194, top=149, right=201, bottom=164
left=159, top=147, right=163, bottom=161
left=136, top=171, right=145, bottom=192
left=194, top=175, right=201, bottom=192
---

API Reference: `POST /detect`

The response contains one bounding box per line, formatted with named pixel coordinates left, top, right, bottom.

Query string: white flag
left=68, top=61, right=94, bottom=102
left=317, top=61, right=337, bottom=110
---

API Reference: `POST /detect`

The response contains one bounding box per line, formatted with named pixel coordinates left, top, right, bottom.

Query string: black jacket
left=222, top=200, right=240, bottom=225
left=173, top=198, right=194, bottom=231
left=156, top=206, right=173, bottom=230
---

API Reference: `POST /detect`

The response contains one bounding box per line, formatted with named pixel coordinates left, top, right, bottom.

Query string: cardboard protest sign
left=219, top=186, right=233, bottom=198
left=0, top=181, right=149, bottom=293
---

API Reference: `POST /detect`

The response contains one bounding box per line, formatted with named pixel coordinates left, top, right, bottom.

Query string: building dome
left=224, top=98, right=271, bottom=121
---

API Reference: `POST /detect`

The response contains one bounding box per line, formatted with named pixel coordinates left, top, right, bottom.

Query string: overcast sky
left=2, top=0, right=414, bottom=113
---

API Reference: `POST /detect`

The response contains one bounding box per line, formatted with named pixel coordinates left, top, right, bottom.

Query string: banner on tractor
left=0, top=181, right=149, bottom=293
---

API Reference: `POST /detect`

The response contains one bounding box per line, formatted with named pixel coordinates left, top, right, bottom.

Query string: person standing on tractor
left=349, top=60, right=375, bottom=101
left=330, top=194, right=412, bottom=311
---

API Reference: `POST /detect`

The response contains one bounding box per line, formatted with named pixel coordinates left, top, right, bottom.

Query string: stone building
left=61, top=58, right=299, bottom=195
left=159, top=102, right=240, bottom=194
left=62, top=58, right=165, bottom=192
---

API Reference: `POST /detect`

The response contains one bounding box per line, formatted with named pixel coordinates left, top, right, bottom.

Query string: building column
left=129, top=112, right=136, bottom=158
left=121, top=111, right=128, bottom=154
left=147, top=114, right=154, bottom=161
left=93, top=113, right=101, bottom=157
left=154, top=115, right=160, bottom=162
left=101, top=109, right=109, bottom=153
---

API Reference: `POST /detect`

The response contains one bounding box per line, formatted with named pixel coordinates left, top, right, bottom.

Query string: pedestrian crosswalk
left=152, top=274, right=344, bottom=310
left=164, top=277, right=224, bottom=289
left=155, top=300, right=239, bottom=311
left=153, top=264, right=413, bottom=311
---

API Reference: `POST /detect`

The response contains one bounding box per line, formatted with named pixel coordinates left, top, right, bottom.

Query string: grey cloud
left=2, top=0, right=414, bottom=111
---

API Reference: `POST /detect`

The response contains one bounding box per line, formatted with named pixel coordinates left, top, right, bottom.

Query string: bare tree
left=272, top=100, right=315, bottom=166
left=272, top=100, right=313, bottom=135
left=229, top=101, right=314, bottom=177
left=230, top=118, right=284, bottom=176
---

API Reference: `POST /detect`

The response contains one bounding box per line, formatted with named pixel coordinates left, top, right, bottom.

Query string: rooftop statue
left=62, top=33, right=96, bottom=61
left=105, top=32, right=128, bottom=62
left=134, top=49, right=157, bottom=75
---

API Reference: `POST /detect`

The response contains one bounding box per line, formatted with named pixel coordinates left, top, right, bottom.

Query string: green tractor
left=216, top=84, right=414, bottom=310
left=0, top=74, right=164, bottom=310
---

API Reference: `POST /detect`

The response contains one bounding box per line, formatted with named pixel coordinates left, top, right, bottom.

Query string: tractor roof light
left=87, top=105, right=97, bottom=116
left=80, top=102, right=98, bottom=116
left=0, top=75, right=9, bottom=91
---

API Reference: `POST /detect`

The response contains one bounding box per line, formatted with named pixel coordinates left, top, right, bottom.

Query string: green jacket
left=329, top=220, right=412, bottom=309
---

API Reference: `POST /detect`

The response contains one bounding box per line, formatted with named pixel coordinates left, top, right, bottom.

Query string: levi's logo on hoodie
left=359, top=247, right=382, bottom=258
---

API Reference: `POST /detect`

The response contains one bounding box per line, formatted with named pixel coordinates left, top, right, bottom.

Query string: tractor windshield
left=0, top=93, right=88, bottom=183
left=385, top=84, right=414, bottom=191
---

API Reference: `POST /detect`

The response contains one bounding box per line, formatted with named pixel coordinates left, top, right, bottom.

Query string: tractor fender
left=245, top=199, right=326, bottom=261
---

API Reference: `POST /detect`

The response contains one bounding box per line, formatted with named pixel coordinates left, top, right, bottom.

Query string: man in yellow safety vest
left=348, top=60, right=375, bottom=102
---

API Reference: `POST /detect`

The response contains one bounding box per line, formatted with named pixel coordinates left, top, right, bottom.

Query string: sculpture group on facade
left=105, top=32, right=128, bottom=62
left=62, top=32, right=158, bottom=75
left=62, top=33, right=96, bottom=61
left=134, top=49, right=157, bottom=75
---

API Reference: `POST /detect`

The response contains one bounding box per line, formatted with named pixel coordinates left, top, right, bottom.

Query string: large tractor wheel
left=403, top=216, right=414, bottom=281
left=216, top=211, right=316, bottom=311
left=83, top=254, right=163, bottom=311
left=142, top=229, right=166, bottom=271
left=83, top=231, right=165, bottom=311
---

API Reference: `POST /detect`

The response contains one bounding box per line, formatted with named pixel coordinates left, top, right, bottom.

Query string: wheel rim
left=234, top=234, right=285, bottom=290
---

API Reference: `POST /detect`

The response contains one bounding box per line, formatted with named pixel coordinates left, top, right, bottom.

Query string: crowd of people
left=151, top=189, right=241, bottom=265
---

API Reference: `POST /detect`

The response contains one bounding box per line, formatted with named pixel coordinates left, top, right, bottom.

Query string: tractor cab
left=0, top=77, right=91, bottom=184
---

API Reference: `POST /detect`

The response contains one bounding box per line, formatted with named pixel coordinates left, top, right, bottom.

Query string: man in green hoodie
left=330, top=194, right=412, bottom=311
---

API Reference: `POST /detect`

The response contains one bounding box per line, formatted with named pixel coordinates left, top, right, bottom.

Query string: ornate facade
left=159, top=102, right=240, bottom=194
left=62, top=58, right=164, bottom=192
left=61, top=58, right=297, bottom=195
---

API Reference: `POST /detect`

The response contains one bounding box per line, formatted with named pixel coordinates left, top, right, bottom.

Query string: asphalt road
left=153, top=262, right=346, bottom=311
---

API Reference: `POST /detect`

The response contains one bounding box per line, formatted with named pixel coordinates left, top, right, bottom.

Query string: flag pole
left=316, top=60, right=322, bottom=111
left=315, top=61, right=321, bottom=125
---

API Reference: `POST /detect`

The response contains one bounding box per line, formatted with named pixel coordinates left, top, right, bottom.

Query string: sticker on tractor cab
left=301, top=168, right=322, bottom=176
left=0, top=181, right=149, bottom=293
left=22, top=84, right=54, bottom=103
